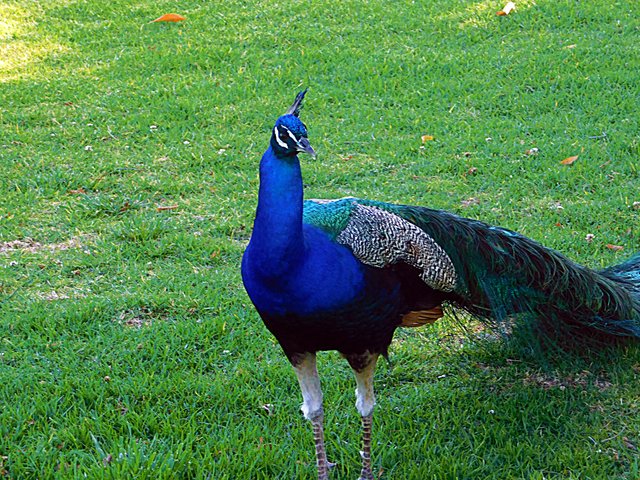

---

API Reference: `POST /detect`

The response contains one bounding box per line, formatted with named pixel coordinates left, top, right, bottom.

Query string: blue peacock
left=241, top=90, right=640, bottom=480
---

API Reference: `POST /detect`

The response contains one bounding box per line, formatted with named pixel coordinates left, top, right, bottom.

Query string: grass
left=1, top=0, right=639, bottom=478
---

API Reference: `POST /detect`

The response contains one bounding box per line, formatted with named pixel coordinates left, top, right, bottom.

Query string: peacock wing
left=303, top=198, right=457, bottom=293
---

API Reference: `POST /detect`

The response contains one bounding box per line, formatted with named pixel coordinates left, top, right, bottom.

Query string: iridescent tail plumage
left=382, top=203, right=640, bottom=343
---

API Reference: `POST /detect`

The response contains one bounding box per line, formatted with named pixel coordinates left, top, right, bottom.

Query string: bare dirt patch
left=0, top=235, right=93, bottom=254
left=116, top=308, right=158, bottom=328
left=524, top=370, right=612, bottom=391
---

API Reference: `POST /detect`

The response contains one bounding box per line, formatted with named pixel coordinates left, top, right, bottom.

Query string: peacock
left=241, top=90, right=640, bottom=480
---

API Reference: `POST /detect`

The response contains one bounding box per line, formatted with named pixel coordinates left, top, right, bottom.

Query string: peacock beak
left=297, top=137, right=316, bottom=159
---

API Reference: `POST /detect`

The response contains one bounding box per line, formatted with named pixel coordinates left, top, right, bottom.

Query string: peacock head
left=270, top=89, right=316, bottom=159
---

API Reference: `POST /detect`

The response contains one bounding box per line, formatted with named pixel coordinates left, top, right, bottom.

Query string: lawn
left=1, top=0, right=639, bottom=478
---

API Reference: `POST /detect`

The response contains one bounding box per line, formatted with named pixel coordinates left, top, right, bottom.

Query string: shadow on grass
left=374, top=325, right=640, bottom=478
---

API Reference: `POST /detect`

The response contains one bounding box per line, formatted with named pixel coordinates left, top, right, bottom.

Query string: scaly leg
left=346, top=352, right=379, bottom=480
left=293, top=352, right=332, bottom=480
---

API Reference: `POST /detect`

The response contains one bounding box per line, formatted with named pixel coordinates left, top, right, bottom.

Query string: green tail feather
left=601, top=253, right=640, bottom=296
left=375, top=202, right=640, bottom=343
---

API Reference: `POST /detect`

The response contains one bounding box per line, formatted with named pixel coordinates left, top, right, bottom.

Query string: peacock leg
left=292, top=352, right=332, bottom=480
left=345, top=352, right=379, bottom=480
left=359, top=414, right=374, bottom=480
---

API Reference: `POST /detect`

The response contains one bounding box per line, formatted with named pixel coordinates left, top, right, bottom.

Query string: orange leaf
left=421, top=135, right=434, bottom=143
left=497, top=1, right=515, bottom=15
left=560, top=155, right=579, bottom=165
left=606, top=244, right=624, bottom=252
left=151, top=13, right=186, bottom=23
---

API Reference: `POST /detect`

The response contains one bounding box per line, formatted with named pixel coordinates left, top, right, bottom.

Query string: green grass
left=1, top=0, right=639, bottom=478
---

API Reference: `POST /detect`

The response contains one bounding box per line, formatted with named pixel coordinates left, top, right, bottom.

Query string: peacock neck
left=249, top=146, right=305, bottom=277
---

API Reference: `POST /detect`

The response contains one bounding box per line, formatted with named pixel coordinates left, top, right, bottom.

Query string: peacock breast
left=242, top=224, right=371, bottom=317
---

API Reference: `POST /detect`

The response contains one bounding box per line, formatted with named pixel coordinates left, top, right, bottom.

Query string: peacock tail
left=303, top=197, right=640, bottom=343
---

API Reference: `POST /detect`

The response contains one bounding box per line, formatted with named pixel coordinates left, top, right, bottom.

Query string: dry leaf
left=497, top=1, right=516, bottom=15
left=68, top=188, right=86, bottom=195
left=560, top=155, right=579, bottom=165
left=421, top=135, right=435, bottom=143
left=151, top=13, right=186, bottom=23
left=157, top=205, right=179, bottom=211
left=623, top=437, right=638, bottom=451
left=606, top=244, right=624, bottom=252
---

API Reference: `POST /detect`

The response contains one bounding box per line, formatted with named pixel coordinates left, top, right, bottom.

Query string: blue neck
left=248, top=146, right=304, bottom=277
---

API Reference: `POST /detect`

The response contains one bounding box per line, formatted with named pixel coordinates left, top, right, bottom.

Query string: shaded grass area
left=1, top=0, right=639, bottom=478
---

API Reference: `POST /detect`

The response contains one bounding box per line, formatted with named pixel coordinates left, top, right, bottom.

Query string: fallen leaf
left=623, top=437, right=637, bottom=451
left=157, top=205, right=179, bottom=211
left=564, top=44, right=577, bottom=49
left=421, top=135, right=435, bottom=143
left=606, top=244, right=624, bottom=252
left=560, top=155, right=579, bottom=165
left=68, top=188, right=86, bottom=195
left=461, top=197, right=480, bottom=208
left=554, top=222, right=562, bottom=227
left=465, top=167, right=478, bottom=176
left=151, top=13, right=186, bottom=23
left=497, top=1, right=516, bottom=15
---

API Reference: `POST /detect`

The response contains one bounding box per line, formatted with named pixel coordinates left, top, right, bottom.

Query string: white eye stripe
left=283, top=126, right=306, bottom=150
left=285, top=128, right=298, bottom=144
left=273, top=126, right=288, bottom=149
